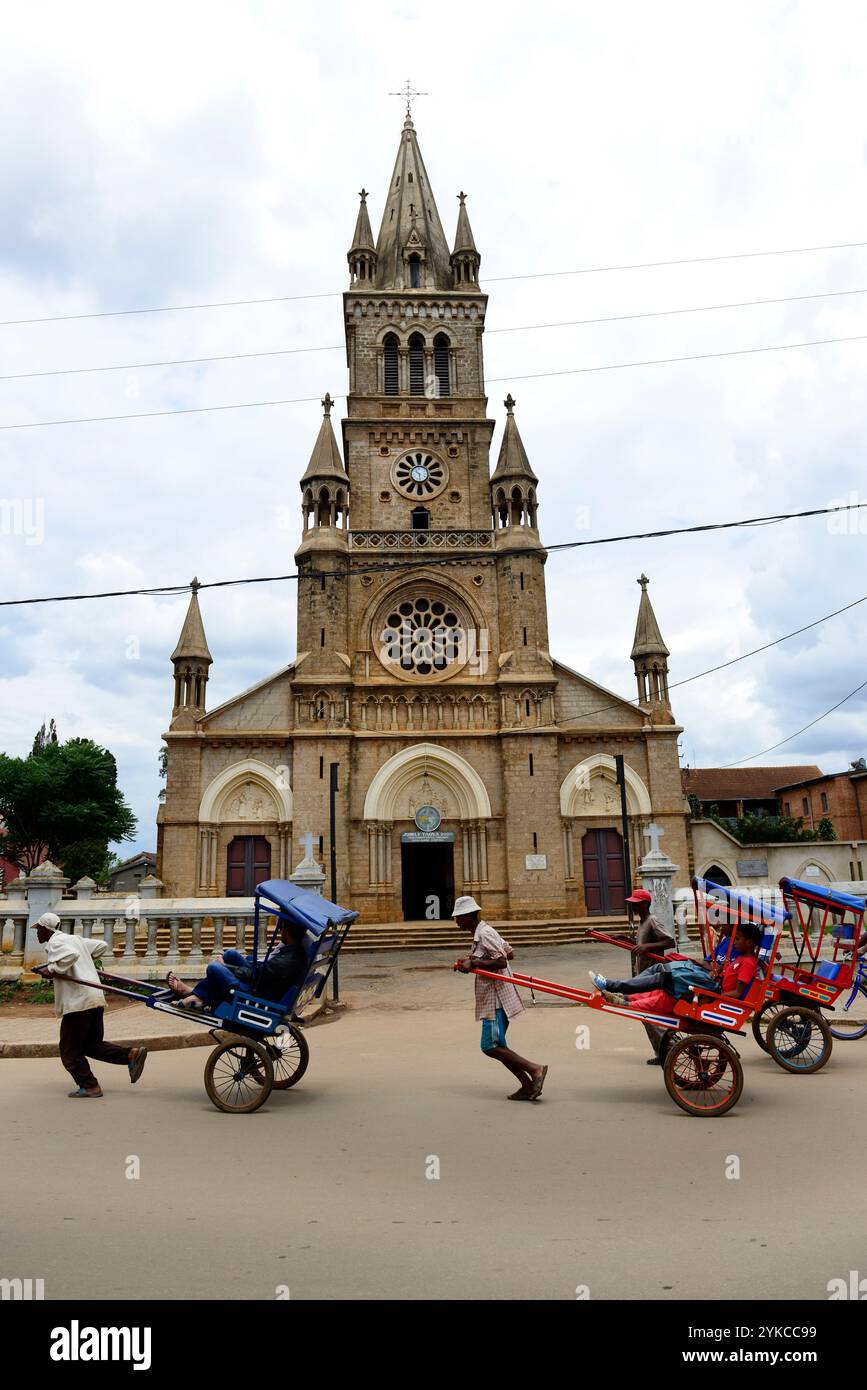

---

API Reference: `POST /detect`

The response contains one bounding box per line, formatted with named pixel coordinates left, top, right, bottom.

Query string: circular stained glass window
left=377, top=592, right=468, bottom=678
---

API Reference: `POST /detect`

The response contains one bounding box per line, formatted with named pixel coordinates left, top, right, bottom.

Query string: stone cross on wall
left=298, top=831, right=317, bottom=863
left=643, top=822, right=665, bottom=856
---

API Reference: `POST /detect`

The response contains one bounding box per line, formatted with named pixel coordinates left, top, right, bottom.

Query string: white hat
left=35, top=912, right=61, bottom=931
left=453, top=895, right=481, bottom=918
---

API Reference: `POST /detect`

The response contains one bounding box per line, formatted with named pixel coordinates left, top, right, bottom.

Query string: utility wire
left=3, top=568, right=865, bottom=748
left=2, top=238, right=865, bottom=327
left=487, top=333, right=867, bottom=387
left=2, top=504, right=865, bottom=607
left=4, top=286, right=866, bottom=385
left=3, top=331, right=866, bottom=431
left=551, top=592, right=867, bottom=727
left=721, top=678, right=867, bottom=766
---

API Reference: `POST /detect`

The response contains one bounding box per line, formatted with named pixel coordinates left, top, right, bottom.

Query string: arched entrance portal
left=363, top=743, right=492, bottom=922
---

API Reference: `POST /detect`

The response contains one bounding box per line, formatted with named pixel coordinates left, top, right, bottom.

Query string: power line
left=0, top=343, right=343, bottom=383
left=487, top=332, right=867, bottom=387
left=4, top=572, right=865, bottom=742
left=4, top=286, right=866, bottom=385
left=544, top=502, right=867, bottom=555
left=2, top=502, right=865, bottom=607
left=2, top=238, right=865, bottom=328
left=721, top=677, right=867, bottom=766
left=487, top=240, right=867, bottom=284
left=486, top=286, right=867, bottom=336
left=555, top=592, right=867, bottom=728
left=4, top=331, right=866, bottom=432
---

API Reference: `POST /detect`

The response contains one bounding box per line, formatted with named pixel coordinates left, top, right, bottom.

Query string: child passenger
left=592, top=923, right=762, bottom=1012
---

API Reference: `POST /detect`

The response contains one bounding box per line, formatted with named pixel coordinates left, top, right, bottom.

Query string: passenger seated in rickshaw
left=166, top=921, right=309, bottom=1011
left=590, top=923, right=761, bottom=1012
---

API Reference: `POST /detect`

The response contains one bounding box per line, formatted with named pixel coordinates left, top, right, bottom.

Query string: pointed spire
left=450, top=190, right=481, bottom=290
left=350, top=188, right=375, bottom=252
left=300, top=394, right=349, bottom=486
left=452, top=191, right=478, bottom=254
left=490, top=396, right=539, bottom=484
left=373, top=115, right=452, bottom=291
left=631, top=574, right=670, bottom=660
left=171, top=579, right=212, bottom=663
left=348, top=188, right=377, bottom=285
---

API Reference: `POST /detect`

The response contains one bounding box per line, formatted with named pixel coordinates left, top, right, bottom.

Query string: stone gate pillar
left=23, top=861, right=69, bottom=972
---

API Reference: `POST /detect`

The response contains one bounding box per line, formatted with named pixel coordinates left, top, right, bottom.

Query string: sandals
left=530, top=1065, right=548, bottom=1099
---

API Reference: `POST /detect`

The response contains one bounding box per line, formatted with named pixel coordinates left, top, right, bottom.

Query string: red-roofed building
left=682, top=766, right=823, bottom=821
left=775, top=764, right=867, bottom=839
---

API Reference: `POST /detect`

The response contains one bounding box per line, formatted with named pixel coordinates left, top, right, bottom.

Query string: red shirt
left=721, top=954, right=758, bottom=995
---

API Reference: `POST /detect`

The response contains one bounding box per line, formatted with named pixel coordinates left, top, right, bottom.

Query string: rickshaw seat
left=814, top=961, right=842, bottom=981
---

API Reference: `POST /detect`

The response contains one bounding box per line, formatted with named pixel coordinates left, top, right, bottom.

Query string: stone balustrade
left=1, top=897, right=260, bottom=981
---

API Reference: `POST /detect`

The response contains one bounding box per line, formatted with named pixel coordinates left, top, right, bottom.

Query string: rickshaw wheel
left=254, top=1024, right=310, bottom=1090
left=751, top=1001, right=790, bottom=1053
left=663, top=1033, right=743, bottom=1116
left=204, top=1037, right=274, bottom=1113
left=829, top=984, right=867, bottom=1040
left=766, top=1006, right=833, bottom=1074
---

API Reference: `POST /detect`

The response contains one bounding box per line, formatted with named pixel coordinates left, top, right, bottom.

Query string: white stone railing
left=1, top=907, right=30, bottom=965
left=1, top=898, right=262, bottom=980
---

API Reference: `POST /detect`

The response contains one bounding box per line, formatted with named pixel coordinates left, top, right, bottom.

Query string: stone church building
left=157, top=113, right=689, bottom=921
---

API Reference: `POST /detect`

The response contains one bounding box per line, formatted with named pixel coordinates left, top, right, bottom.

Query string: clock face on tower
left=391, top=450, right=448, bottom=500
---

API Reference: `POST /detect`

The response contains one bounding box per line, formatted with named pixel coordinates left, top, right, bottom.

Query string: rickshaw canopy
left=254, top=879, right=358, bottom=936
left=779, top=878, right=867, bottom=914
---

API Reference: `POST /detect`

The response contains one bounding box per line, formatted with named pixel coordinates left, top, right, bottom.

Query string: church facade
left=156, top=113, right=690, bottom=921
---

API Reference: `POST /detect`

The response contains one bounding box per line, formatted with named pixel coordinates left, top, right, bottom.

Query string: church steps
left=129, top=916, right=631, bottom=959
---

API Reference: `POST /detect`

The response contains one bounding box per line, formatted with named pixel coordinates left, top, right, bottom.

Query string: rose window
left=378, top=594, right=468, bottom=678
left=391, top=451, right=448, bottom=501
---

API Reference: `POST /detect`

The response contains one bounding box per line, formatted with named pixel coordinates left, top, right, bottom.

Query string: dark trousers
left=632, top=956, right=668, bottom=1058
left=609, top=963, right=673, bottom=995
left=59, top=1007, right=131, bottom=1089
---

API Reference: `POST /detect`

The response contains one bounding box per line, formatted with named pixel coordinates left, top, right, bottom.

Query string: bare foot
left=166, top=971, right=193, bottom=998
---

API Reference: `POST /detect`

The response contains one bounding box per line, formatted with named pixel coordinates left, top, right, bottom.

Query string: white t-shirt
left=43, top=931, right=109, bottom=1016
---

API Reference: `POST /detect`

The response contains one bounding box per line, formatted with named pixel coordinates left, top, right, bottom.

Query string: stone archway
left=197, top=759, right=293, bottom=893
left=559, top=755, right=652, bottom=887
left=559, top=754, right=652, bottom=819
left=362, top=743, right=492, bottom=914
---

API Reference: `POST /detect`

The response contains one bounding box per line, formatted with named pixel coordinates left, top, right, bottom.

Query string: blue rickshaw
left=76, top=881, right=356, bottom=1113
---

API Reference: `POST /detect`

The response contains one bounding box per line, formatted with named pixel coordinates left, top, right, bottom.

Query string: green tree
left=0, top=735, right=136, bottom=876
left=816, top=816, right=837, bottom=841
left=31, top=719, right=58, bottom=757
left=720, top=813, right=828, bottom=845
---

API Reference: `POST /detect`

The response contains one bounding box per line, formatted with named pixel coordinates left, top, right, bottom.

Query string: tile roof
left=682, top=766, right=823, bottom=801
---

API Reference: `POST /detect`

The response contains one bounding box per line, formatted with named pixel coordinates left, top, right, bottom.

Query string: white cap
left=35, top=911, right=61, bottom=931
left=453, top=895, right=481, bottom=918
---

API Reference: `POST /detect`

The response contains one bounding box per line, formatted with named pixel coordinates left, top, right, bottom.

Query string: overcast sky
left=1, top=0, right=866, bottom=857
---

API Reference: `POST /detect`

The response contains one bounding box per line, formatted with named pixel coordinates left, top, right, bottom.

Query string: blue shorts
left=480, top=1008, right=509, bottom=1052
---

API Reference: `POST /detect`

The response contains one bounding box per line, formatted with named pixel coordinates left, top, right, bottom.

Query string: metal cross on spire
left=389, top=79, right=428, bottom=118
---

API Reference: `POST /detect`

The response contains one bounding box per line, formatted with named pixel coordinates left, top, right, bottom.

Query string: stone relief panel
left=217, top=780, right=280, bottom=823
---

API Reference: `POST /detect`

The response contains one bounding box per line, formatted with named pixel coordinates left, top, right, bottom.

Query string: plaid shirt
left=471, top=921, right=524, bottom=1021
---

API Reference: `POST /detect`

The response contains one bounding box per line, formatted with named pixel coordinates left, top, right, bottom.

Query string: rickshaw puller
left=33, top=913, right=148, bottom=1098
left=454, top=896, right=547, bottom=1102
left=626, top=888, right=675, bottom=1065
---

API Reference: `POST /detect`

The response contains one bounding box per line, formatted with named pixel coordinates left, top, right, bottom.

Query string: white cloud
left=1, top=0, right=866, bottom=852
